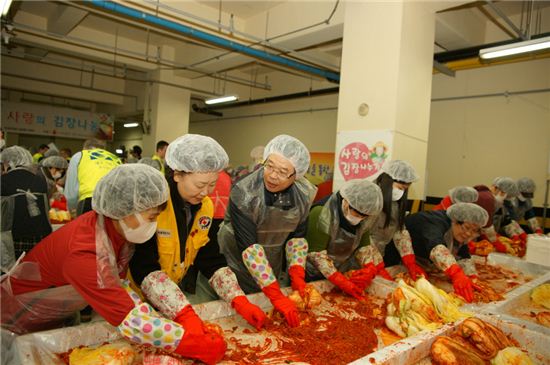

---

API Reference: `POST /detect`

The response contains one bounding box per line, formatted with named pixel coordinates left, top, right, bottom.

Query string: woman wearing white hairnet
left=305, top=180, right=383, bottom=299
left=129, top=134, right=267, bottom=335
left=508, top=177, right=543, bottom=234
left=39, top=155, right=69, bottom=198
left=358, top=160, right=427, bottom=282
left=433, top=186, right=479, bottom=210
left=405, top=203, right=489, bottom=303
left=1, top=164, right=226, bottom=365
left=1, top=146, right=52, bottom=266
left=218, top=134, right=317, bottom=328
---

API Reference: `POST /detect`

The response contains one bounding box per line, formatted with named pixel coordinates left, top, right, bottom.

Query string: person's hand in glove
left=288, top=265, right=307, bottom=297
left=327, top=271, right=365, bottom=300
left=231, top=296, right=266, bottom=330
left=467, top=241, right=477, bottom=254
left=262, top=281, right=300, bottom=327
left=445, top=264, right=475, bottom=303
left=401, top=254, right=427, bottom=280
left=173, top=305, right=227, bottom=364
left=348, top=263, right=377, bottom=291
left=375, top=262, right=393, bottom=281
left=535, top=228, right=543, bottom=235
left=492, top=239, right=507, bottom=253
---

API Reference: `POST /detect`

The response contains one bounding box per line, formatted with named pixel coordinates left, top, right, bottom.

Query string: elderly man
left=218, top=134, right=317, bottom=327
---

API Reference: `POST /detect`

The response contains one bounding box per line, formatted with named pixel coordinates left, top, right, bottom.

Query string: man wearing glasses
left=218, top=134, right=317, bottom=328
left=405, top=203, right=489, bottom=303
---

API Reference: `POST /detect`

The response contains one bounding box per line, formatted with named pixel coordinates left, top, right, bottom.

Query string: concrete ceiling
left=2, top=0, right=550, bottom=113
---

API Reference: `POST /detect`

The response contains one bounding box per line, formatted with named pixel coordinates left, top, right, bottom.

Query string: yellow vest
left=32, top=153, right=43, bottom=163
left=156, top=195, right=213, bottom=284
left=78, top=149, right=121, bottom=201
left=152, top=154, right=165, bottom=175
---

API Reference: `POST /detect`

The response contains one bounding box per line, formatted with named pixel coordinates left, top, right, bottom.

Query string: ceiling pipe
left=83, top=0, right=340, bottom=84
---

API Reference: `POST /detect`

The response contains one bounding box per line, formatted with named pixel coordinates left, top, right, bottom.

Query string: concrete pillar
left=335, top=1, right=435, bottom=199
left=142, top=57, right=191, bottom=157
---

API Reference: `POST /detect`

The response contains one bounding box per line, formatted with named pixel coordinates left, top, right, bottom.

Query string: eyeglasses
left=262, top=160, right=296, bottom=180
left=348, top=204, right=368, bottom=218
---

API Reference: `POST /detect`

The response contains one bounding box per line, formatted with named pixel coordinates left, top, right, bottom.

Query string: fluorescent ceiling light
left=480, top=36, right=550, bottom=60
left=115, top=149, right=123, bottom=154
left=123, top=122, right=139, bottom=128
left=1, top=0, right=13, bottom=16
left=205, top=95, right=238, bottom=105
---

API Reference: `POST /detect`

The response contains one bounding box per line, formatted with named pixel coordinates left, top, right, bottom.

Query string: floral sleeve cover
left=429, top=244, right=457, bottom=272
left=393, top=229, right=414, bottom=258
left=141, top=270, right=190, bottom=320
left=355, top=245, right=384, bottom=267
left=307, top=250, right=337, bottom=278
left=208, top=266, right=246, bottom=303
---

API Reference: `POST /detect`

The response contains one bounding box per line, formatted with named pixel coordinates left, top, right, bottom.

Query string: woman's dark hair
left=374, top=172, right=408, bottom=230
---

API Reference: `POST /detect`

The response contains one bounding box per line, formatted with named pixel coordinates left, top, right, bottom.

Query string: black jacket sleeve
left=405, top=210, right=451, bottom=261
left=129, top=236, right=161, bottom=286
left=194, top=219, right=228, bottom=279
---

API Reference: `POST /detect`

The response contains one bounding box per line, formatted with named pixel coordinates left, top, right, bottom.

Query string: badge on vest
left=157, top=229, right=172, bottom=237
left=198, top=216, right=211, bottom=230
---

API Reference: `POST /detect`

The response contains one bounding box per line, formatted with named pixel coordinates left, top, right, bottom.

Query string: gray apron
left=219, top=169, right=316, bottom=293
left=369, top=201, right=399, bottom=254
left=306, top=194, right=374, bottom=278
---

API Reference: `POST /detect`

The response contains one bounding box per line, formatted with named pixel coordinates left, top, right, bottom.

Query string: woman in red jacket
left=1, top=164, right=226, bottom=365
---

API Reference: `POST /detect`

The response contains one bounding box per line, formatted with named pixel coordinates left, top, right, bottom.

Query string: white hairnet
left=449, top=186, right=478, bottom=204
left=447, top=202, right=489, bottom=227
left=1, top=146, right=33, bottom=168
left=263, top=134, right=310, bottom=178
left=517, top=177, right=536, bottom=194
left=382, top=160, right=419, bottom=183
left=165, top=134, right=228, bottom=173
left=492, top=177, right=519, bottom=197
left=92, top=164, right=169, bottom=219
left=250, top=145, right=265, bottom=160
left=40, top=156, right=68, bottom=169
left=340, top=179, right=383, bottom=215
left=138, top=157, right=162, bottom=171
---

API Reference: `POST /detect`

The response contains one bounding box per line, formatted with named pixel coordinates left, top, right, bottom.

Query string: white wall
left=428, top=58, right=550, bottom=206
left=189, top=93, right=338, bottom=167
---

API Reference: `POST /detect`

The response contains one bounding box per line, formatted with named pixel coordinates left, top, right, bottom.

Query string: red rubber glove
left=327, top=271, right=365, bottom=300
left=174, top=305, right=205, bottom=334
left=231, top=295, right=267, bottom=330
left=288, top=265, right=307, bottom=296
left=349, top=263, right=377, bottom=290
left=445, top=264, right=474, bottom=303
left=175, top=328, right=226, bottom=365
left=519, top=232, right=528, bottom=243
left=492, top=239, right=507, bottom=253
left=401, top=254, right=427, bottom=280
left=262, top=282, right=300, bottom=327
left=375, top=262, right=393, bottom=281
left=173, top=305, right=226, bottom=365
left=467, top=241, right=476, bottom=254
left=535, top=228, right=543, bottom=235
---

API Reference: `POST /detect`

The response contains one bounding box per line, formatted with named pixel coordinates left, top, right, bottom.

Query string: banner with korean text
left=1, top=101, right=114, bottom=140
left=333, top=130, right=393, bottom=191
left=305, top=152, right=335, bottom=186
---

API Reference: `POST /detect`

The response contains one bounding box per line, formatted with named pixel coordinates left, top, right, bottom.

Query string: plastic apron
left=0, top=188, right=51, bottom=271
left=306, top=194, right=374, bottom=278
left=369, top=201, right=399, bottom=254
left=218, top=169, right=316, bottom=293
left=0, top=214, right=133, bottom=334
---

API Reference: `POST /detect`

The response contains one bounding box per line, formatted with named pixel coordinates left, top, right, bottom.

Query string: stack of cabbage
left=385, top=277, right=470, bottom=338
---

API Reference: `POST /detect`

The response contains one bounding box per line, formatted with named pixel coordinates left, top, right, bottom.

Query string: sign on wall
left=305, top=152, right=335, bottom=185
left=333, top=129, right=393, bottom=190
left=1, top=101, right=114, bottom=140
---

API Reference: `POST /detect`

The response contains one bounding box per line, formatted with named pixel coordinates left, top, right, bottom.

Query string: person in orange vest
left=129, top=134, right=267, bottom=332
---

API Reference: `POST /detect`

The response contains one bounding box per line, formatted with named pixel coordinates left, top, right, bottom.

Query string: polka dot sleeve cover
left=285, top=238, right=308, bottom=268
left=117, top=285, right=184, bottom=351
left=242, top=244, right=277, bottom=288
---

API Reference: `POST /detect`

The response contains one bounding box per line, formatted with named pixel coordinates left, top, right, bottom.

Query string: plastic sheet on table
left=13, top=279, right=395, bottom=365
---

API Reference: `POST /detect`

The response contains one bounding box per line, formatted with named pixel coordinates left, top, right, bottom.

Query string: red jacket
left=8, top=211, right=135, bottom=326
left=432, top=195, right=452, bottom=210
